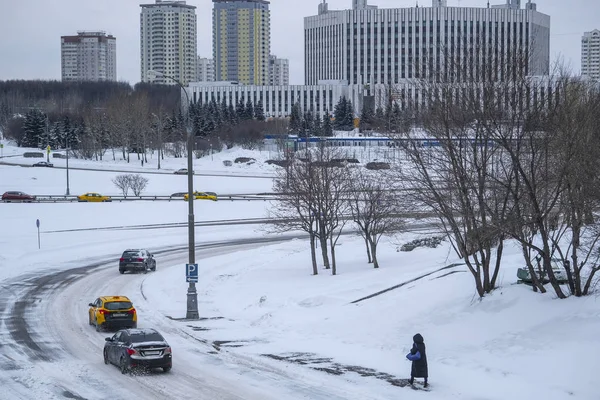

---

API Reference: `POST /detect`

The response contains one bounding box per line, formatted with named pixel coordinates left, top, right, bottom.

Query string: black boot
left=424, top=378, right=429, bottom=388
left=409, top=377, right=414, bottom=385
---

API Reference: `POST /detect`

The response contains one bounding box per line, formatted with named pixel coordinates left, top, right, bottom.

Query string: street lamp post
left=148, top=70, right=198, bottom=319
left=65, top=134, right=70, bottom=196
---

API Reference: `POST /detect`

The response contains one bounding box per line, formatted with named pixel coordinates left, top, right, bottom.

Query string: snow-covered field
left=0, top=145, right=598, bottom=400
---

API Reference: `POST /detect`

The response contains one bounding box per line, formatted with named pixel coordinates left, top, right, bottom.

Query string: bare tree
left=112, top=174, right=130, bottom=196
left=269, top=156, right=320, bottom=275
left=348, top=168, right=405, bottom=268
left=130, top=174, right=149, bottom=196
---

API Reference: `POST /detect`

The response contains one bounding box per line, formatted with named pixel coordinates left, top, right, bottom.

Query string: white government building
left=185, top=0, right=551, bottom=118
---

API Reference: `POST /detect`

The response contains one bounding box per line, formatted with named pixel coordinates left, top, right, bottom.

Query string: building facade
left=186, top=81, right=355, bottom=119
left=140, top=0, right=197, bottom=86
left=304, top=0, right=550, bottom=86
left=196, top=57, right=215, bottom=82
left=581, top=30, right=600, bottom=81
left=212, top=0, right=271, bottom=85
left=268, top=55, right=290, bottom=86
left=61, top=31, right=116, bottom=82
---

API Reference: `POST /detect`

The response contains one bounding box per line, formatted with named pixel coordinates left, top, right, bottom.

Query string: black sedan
left=33, top=161, right=54, bottom=167
left=104, top=328, right=172, bottom=374
left=119, top=249, right=156, bottom=274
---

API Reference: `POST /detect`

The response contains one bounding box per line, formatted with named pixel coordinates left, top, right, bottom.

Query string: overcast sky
left=0, top=0, right=596, bottom=85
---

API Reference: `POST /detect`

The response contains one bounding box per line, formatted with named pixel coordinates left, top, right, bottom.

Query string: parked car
left=103, top=328, right=172, bottom=374
left=2, top=191, right=36, bottom=202
left=517, top=258, right=569, bottom=284
left=183, top=191, right=218, bottom=201
left=32, top=161, right=54, bottom=167
left=78, top=192, right=112, bottom=202
left=89, top=295, right=137, bottom=332
left=169, top=192, right=187, bottom=198
left=119, top=249, right=156, bottom=274
left=174, top=168, right=188, bottom=175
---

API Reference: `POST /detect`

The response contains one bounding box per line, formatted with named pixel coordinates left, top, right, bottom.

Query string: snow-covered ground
left=0, top=146, right=598, bottom=400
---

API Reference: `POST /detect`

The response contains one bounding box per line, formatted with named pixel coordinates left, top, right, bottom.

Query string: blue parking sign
left=186, top=264, right=198, bottom=283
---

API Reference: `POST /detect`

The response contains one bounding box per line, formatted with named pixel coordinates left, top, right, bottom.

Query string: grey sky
left=0, top=0, right=595, bottom=85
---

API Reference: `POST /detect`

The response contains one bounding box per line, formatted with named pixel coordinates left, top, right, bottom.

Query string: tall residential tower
left=212, top=0, right=271, bottom=85
left=140, top=0, right=197, bottom=85
left=61, top=31, right=116, bottom=82
left=581, top=30, right=600, bottom=81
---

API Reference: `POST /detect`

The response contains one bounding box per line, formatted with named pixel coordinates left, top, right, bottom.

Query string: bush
left=223, top=160, right=233, bottom=167
left=366, top=162, right=390, bottom=170
left=311, top=160, right=345, bottom=168
left=23, top=152, right=44, bottom=158
left=52, top=153, right=65, bottom=159
left=234, top=157, right=256, bottom=164
left=399, top=236, right=445, bottom=252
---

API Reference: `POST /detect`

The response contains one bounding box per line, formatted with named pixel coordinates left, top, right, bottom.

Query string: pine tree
left=302, top=109, right=315, bottom=138
left=345, top=99, right=355, bottom=130
left=333, top=97, right=347, bottom=131
left=49, top=121, right=62, bottom=149
left=360, top=101, right=375, bottom=132
left=289, top=102, right=302, bottom=134
left=236, top=98, right=246, bottom=121
left=228, top=103, right=237, bottom=125
left=322, top=110, right=333, bottom=137
left=375, top=106, right=385, bottom=131
left=245, top=98, right=254, bottom=120
left=391, top=102, right=402, bottom=133
left=210, top=98, right=222, bottom=128
left=220, top=98, right=229, bottom=124
left=202, top=103, right=216, bottom=136
left=255, top=100, right=266, bottom=121
left=21, top=109, right=46, bottom=148
left=313, top=112, right=322, bottom=137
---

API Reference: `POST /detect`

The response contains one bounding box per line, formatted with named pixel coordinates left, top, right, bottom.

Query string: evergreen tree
left=322, top=110, right=333, bottom=137
left=333, top=97, right=354, bottom=131
left=346, top=99, right=355, bottom=130
left=245, top=98, right=254, bottom=120
left=391, top=102, right=402, bottom=133
left=210, top=98, right=222, bottom=128
left=21, top=109, right=46, bottom=148
left=202, top=103, right=216, bottom=136
left=228, top=103, right=237, bottom=125
left=255, top=100, right=266, bottom=121
left=360, top=101, right=375, bottom=132
left=375, top=106, right=385, bottom=131
left=289, top=102, right=302, bottom=134
left=236, top=98, right=246, bottom=121
left=302, top=109, right=315, bottom=138
left=313, top=111, right=322, bottom=137
left=49, top=121, right=62, bottom=149
left=220, top=98, right=230, bottom=124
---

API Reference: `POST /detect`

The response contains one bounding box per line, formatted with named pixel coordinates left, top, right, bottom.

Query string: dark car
left=2, top=191, right=36, bottom=202
left=33, top=161, right=54, bottom=167
left=104, top=328, right=172, bottom=374
left=119, top=249, right=156, bottom=274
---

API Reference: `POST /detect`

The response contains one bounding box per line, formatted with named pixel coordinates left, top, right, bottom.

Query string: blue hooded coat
left=406, top=333, right=428, bottom=378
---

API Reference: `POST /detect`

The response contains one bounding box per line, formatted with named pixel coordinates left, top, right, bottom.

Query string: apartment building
left=61, top=31, right=116, bottom=81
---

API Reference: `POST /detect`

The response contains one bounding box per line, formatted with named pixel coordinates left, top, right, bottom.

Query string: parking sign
left=186, top=263, right=198, bottom=283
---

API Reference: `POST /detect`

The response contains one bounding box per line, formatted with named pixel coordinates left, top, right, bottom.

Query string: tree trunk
left=364, top=237, right=372, bottom=263
left=319, top=236, right=330, bottom=269
left=330, top=238, right=337, bottom=276
left=490, top=238, right=503, bottom=289
left=571, top=221, right=582, bottom=297
left=310, top=234, right=318, bottom=275
left=369, top=236, right=379, bottom=269
left=582, top=267, right=599, bottom=296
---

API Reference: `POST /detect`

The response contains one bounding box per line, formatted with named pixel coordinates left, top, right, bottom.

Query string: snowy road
left=0, top=237, right=383, bottom=400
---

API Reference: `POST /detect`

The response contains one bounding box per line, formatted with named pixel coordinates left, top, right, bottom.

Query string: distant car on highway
left=174, top=168, right=188, bottom=175
left=77, top=192, right=112, bottom=202
left=103, top=328, right=172, bottom=374
left=119, top=249, right=156, bottom=274
left=32, top=161, right=54, bottom=167
left=2, top=191, right=36, bottom=202
left=183, top=191, right=218, bottom=201
left=89, top=295, right=137, bottom=332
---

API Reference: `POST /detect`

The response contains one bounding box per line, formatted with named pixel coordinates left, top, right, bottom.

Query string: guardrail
left=10, top=194, right=279, bottom=203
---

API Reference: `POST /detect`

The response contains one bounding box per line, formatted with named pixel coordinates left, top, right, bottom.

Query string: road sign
left=0, top=144, right=4, bottom=148
left=46, top=145, right=51, bottom=153
left=36, top=219, right=41, bottom=249
left=186, top=263, right=198, bottom=283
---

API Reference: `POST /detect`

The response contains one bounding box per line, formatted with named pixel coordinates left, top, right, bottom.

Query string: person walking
left=406, top=333, right=428, bottom=388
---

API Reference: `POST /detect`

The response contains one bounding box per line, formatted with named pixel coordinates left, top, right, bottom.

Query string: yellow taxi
left=88, top=295, right=137, bottom=332
left=78, top=192, right=112, bottom=202
left=183, top=191, right=217, bottom=201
